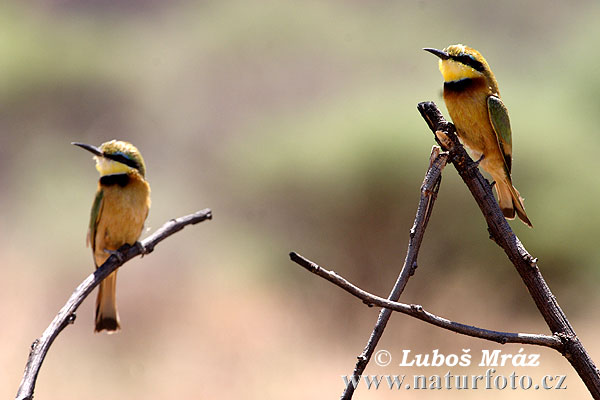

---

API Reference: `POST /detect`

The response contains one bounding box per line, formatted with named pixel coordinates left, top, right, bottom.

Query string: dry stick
left=324, top=146, right=446, bottom=400
left=15, top=208, right=213, bottom=400
left=290, top=252, right=563, bottom=350
left=418, top=101, right=600, bottom=399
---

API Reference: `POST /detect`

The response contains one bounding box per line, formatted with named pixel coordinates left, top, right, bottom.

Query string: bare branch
left=294, top=146, right=447, bottom=400
left=16, top=209, right=213, bottom=400
left=418, top=101, right=600, bottom=399
left=289, top=252, right=563, bottom=350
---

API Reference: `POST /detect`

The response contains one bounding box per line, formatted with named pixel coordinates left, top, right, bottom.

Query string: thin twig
left=289, top=252, right=563, bottom=350
left=418, top=101, right=600, bottom=399
left=15, top=208, right=213, bottom=400
left=339, top=147, right=446, bottom=400
left=294, top=146, right=447, bottom=400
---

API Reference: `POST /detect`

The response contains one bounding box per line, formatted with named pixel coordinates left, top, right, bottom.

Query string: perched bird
left=424, top=44, right=532, bottom=227
left=73, top=140, right=151, bottom=332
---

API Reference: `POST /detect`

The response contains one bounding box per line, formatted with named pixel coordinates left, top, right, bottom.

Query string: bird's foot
left=468, top=154, right=484, bottom=172
left=135, top=241, right=149, bottom=257
left=104, top=248, right=125, bottom=263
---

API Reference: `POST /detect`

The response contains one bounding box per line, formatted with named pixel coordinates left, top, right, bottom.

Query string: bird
left=73, top=140, right=151, bottom=332
left=424, top=44, right=532, bottom=227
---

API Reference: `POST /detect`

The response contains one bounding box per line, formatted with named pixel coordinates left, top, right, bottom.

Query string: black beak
left=423, top=47, right=450, bottom=60
left=72, top=142, right=103, bottom=157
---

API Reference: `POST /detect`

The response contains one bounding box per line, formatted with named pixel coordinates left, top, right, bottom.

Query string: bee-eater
left=73, top=140, right=151, bottom=332
left=424, top=44, right=532, bottom=227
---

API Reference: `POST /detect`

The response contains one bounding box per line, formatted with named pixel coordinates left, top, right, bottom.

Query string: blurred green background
left=2, top=1, right=600, bottom=399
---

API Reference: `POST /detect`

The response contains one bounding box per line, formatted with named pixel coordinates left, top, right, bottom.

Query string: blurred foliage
left=1, top=0, right=600, bottom=399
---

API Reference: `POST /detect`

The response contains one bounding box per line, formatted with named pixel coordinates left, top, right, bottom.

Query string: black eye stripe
left=104, top=153, right=140, bottom=170
left=451, top=54, right=485, bottom=72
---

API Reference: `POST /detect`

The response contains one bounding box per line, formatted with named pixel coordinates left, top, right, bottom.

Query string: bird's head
left=424, top=44, right=492, bottom=83
left=73, top=140, right=146, bottom=178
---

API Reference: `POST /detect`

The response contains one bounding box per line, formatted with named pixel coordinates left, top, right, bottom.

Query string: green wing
left=487, top=95, right=513, bottom=174
left=88, top=189, right=104, bottom=252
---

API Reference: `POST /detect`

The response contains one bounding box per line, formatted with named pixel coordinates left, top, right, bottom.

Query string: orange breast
left=443, top=77, right=508, bottom=179
left=93, top=174, right=150, bottom=267
left=443, top=79, right=502, bottom=159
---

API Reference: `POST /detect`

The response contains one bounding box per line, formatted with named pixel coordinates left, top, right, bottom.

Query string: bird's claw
left=104, top=241, right=148, bottom=262
left=468, top=154, right=484, bottom=172
left=103, top=248, right=125, bottom=263
left=135, top=241, right=148, bottom=257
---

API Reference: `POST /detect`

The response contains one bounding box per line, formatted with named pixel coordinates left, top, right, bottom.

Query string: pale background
left=2, top=1, right=600, bottom=399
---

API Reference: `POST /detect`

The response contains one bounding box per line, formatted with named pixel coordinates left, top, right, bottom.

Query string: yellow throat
left=438, top=58, right=483, bottom=82
left=95, top=157, right=136, bottom=177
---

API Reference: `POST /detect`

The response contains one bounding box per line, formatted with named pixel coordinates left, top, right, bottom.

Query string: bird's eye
left=108, top=152, right=140, bottom=170
left=454, top=53, right=484, bottom=72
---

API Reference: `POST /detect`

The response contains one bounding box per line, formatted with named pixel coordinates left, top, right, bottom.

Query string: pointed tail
left=95, top=271, right=121, bottom=333
left=495, top=177, right=533, bottom=228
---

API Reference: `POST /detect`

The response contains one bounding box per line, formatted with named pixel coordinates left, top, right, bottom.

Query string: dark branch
left=290, top=252, right=562, bottom=349
left=288, top=146, right=446, bottom=399
left=418, top=101, right=600, bottom=399
left=15, top=208, right=213, bottom=400
left=338, top=146, right=447, bottom=400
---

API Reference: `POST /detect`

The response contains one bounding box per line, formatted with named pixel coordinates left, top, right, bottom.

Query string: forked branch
left=290, top=102, right=600, bottom=400
left=417, top=101, right=600, bottom=398
left=16, top=208, right=213, bottom=400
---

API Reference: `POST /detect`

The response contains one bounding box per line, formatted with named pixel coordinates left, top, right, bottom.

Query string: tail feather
left=495, top=178, right=533, bottom=228
left=95, top=271, right=120, bottom=333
